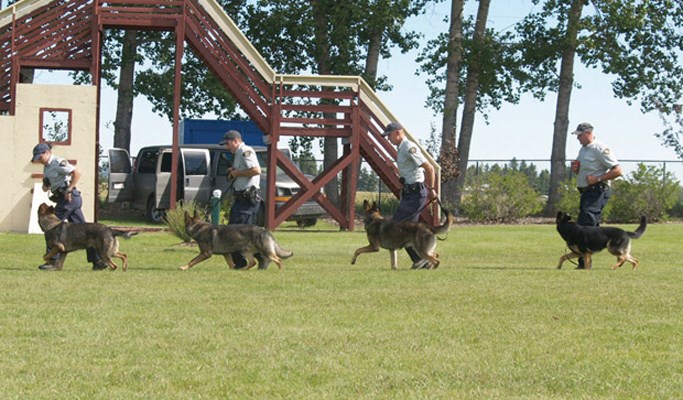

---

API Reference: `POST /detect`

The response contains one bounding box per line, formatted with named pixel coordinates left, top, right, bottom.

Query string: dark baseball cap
left=219, top=130, right=242, bottom=144
left=381, top=121, right=403, bottom=137
left=31, top=142, right=51, bottom=162
left=572, top=122, right=594, bottom=135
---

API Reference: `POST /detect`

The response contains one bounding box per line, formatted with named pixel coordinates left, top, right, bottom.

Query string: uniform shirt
left=232, top=143, right=261, bottom=191
left=397, top=138, right=427, bottom=184
left=576, top=139, right=619, bottom=188
left=43, top=154, right=74, bottom=190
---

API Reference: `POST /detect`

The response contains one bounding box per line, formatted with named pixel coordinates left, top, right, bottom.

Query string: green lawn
left=0, top=221, right=681, bottom=399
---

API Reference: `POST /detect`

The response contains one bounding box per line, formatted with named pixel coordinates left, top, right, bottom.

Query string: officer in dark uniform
left=219, top=130, right=263, bottom=269
left=382, top=122, right=437, bottom=269
left=31, top=142, right=107, bottom=271
left=571, top=122, right=622, bottom=269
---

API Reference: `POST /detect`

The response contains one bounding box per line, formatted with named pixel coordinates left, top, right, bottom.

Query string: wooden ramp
left=0, top=0, right=441, bottom=229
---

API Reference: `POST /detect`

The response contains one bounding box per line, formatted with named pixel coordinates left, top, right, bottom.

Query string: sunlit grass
left=0, top=221, right=681, bottom=398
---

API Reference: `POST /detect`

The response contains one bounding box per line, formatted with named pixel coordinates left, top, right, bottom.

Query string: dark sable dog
left=181, top=210, right=293, bottom=271
left=38, top=203, right=136, bottom=271
left=556, top=211, right=646, bottom=270
left=351, top=200, right=454, bottom=270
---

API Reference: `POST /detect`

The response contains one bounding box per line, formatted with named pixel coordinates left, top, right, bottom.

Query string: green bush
left=164, top=201, right=205, bottom=243
left=607, top=163, right=680, bottom=223
left=555, top=176, right=582, bottom=218
left=461, top=170, right=543, bottom=223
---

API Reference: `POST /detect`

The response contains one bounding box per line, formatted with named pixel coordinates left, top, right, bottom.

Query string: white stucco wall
left=0, top=83, right=98, bottom=232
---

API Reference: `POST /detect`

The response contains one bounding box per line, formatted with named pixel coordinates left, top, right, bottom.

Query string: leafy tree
left=84, top=1, right=247, bottom=152
left=244, top=0, right=432, bottom=206
left=655, top=104, right=683, bottom=158
left=357, top=166, right=380, bottom=192
left=515, top=0, right=683, bottom=216
left=417, top=0, right=523, bottom=207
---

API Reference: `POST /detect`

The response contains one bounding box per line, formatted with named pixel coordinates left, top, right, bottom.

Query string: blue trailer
left=179, top=119, right=266, bottom=146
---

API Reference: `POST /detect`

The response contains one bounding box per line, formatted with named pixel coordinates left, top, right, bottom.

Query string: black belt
left=577, top=182, right=607, bottom=193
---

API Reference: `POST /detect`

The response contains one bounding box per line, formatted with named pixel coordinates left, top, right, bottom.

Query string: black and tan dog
left=556, top=211, right=646, bottom=270
left=351, top=200, right=454, bottom=270
left=38, top=203, right=136, bottom=271
left=181, top=210, right=293, bottom=271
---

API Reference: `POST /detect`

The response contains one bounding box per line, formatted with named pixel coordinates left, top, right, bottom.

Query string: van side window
left=184, top=152, right=208, bottom=176
left=160, top=153, right=172, bottom=173
left=137, top=150, right=159, bottom=174
left=217, top=151, right=233, bottom=176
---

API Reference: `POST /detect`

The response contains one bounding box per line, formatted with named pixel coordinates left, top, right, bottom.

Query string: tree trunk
left=545, top=0, right=584, bottom=216
left=312, top=1, right=339, bottom=207
left=439, top=0, right=464, bottom=203
left=454, top=0, right=490, bottom=209
left=113, top=30, right=138, bottom=152
left=364, top=28, right=382, bottom=88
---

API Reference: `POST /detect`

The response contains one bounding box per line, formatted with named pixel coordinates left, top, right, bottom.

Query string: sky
left=37, top=0, right=681, bottom=180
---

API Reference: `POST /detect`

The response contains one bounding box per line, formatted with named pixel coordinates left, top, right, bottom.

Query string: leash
left=563, top=245, right=580, bottom=267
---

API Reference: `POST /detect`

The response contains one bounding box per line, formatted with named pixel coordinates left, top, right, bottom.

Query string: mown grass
left=0, top=221, right=682, bottom=399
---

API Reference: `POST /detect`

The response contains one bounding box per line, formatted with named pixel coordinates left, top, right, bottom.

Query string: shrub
left=164, top=201, right=205, bottom=243
left=555, top=176, right=582, bottom=218
left=607, top=163, right=680, bottom=223
left=461, top=170, right=543, bottom=223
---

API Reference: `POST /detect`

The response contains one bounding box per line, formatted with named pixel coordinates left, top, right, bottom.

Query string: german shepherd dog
left=351, top=200, right=454, bottom=270
left=181, top=210, right=293, bottom=271
left=556, top=211, right=647, bottom=270
left=37, top=203, right=136, bottom=271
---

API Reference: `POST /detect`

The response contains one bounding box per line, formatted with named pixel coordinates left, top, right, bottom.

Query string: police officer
left=220, top=130, right=263, bottom=269
left=571, top=122, right=623, bottom=269
left=382, top=122, right=437, bottom=269
left=31, top=142, right=107, bottom=271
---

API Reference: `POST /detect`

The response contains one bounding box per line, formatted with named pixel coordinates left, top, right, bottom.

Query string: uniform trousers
left=393, top=183, right=428, bottom=263
left=576, top=184, right=610, bottom=268
left=228, top=196, right=263, bottom=269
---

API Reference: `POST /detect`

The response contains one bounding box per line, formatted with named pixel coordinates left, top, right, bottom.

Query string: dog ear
left=193, top=209, right=200, bottom=219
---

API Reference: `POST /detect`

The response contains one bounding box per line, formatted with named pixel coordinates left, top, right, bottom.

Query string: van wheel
left=147, top=197, right=166, bottom=223
left=296, top=218, right=317, bottom=228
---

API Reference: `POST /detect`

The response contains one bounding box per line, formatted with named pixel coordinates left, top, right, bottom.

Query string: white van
left=107, top=144, right=325, bottom=225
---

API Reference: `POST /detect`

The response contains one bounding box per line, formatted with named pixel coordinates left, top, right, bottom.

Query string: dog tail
left=265, top=232, right=293, bottom=259
left=430, top=208, right=454, bottom=237
left=628, top=216, right=647, bottom=239
left=112, top=229, right=139, bottom=239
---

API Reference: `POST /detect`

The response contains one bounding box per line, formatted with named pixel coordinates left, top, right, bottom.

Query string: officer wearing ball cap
left=31, top=142, right=107, bottom=271
left=382, top=121, right=437, bottom=269
left=220, top=130, right=263, bottom=268
left=570, top=122, right=622, bottom=268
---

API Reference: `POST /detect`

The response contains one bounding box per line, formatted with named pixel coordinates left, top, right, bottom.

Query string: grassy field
left=0, top=220, right=682, bottom=399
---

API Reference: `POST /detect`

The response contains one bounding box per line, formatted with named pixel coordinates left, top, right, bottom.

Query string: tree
left=244, top=0, right=431, bottom=206
left=86, top=1, right=247, bottom=153
left=113, top=30, right=138, bottom=151
left=438, top=0, right=463, bottom=203
left=515, top=0, right=683, bottom=216
left=417, top=1, right=523, bottom=208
